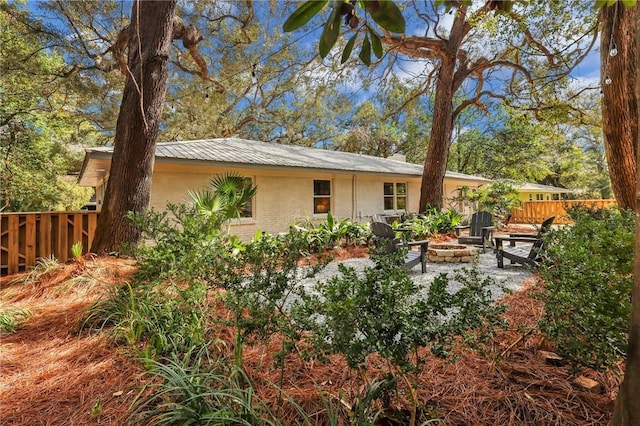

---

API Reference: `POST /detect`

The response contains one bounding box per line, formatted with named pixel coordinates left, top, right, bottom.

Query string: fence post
left=39, top=213, right=51, bottom=260
left=7, top=215, right=19, bottom=275
left=72, top=213, right=83, bottom=254
left=87, top=213, right=98, bottom=253
left=25, top=214, right=36, bottom=268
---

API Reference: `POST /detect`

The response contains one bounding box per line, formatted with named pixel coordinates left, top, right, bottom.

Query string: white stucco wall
left=137, top=162, right=423, bottom=239
left=90, top=160, right=487, bottom=240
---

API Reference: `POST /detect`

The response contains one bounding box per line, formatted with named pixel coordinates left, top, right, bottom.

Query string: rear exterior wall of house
left=142, top=161, right=421, bottom=240
left=92, top=161, right=487, bottom=240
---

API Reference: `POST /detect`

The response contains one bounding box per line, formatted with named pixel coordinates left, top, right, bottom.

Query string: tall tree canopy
left=0, top=2, right=92, bottom=211
left=15, top=1, right=359, bottom=148
left=287, top=1, right=598, bottom=211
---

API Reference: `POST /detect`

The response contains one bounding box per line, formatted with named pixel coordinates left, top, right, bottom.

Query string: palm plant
left=189, top=172, right=258, bottom=233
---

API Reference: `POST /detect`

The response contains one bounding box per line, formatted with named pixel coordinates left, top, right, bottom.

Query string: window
left=314, top=180, right=331, bottom=214
left=536, top=193, right=544, bottom=201
left=384, top=182, right=407, bottom=210
left=229, top=177, right=254, bottom=218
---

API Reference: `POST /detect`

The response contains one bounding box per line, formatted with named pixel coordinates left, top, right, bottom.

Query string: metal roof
left=82, top=137, right=491, bottom=181
left=518, top=182, right=572, bottom=193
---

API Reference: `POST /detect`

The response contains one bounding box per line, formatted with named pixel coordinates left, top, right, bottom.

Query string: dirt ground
left=0, top=251, right=621, bottom=425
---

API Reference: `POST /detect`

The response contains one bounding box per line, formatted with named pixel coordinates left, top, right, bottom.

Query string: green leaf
left=319, top=8, right=342, bottom=58
left=359, top=34, right=371, bottom=66
left=283, top=0, right=328, bottom=32
left=341, top=33, right=358, bottom=64
left=621, top=0, right=636, bottom=6
left=365, top=1, right=405, bottom=33
left=369, top=28, right=383, bottom=59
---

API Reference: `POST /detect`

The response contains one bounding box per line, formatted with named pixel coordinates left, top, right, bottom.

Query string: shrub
left=292, top=212, right=371, bottom=252
left=221, top=230, right=329, bottom=368
left=457, top=181, right=521, bottom=223
left=538, top=205, right=633, bottom=370
left=402, top=208, right=464, bottom=238
left=129, top=203, right=233, bottom=283
left=292, top=247, right=507, bottom=371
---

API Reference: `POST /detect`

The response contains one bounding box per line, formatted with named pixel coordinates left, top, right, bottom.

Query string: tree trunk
left=91, top=0, right=176, bottom=253
left=600, top=3, right=637, bottom=210
left=610, top=4, right=640, bottom=425
left=419, top=55, right=456, bottom=211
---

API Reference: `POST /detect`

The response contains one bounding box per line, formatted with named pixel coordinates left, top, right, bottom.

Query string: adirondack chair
left=493, top=235, right=544, bottom=268
left=502, top=216, right=556, bottom=247
left=371, top=221, right=429, bottom=273
left=455, top=211, right=495, bottom=251
left=504, top=215, right=555, bottom=247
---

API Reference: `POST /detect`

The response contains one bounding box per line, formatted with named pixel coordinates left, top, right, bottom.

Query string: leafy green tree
left=0, top=128, right=91, bottom=211
left=457, top=181, right=521, bottom=223
left=332, top=101, right=402, bottom=157
left=0, top=3, right=92, bottom=211
left=22, top=1, right=354, bottom=149
left=286, top=1, right=597, bottom=212
left=449, top=109, right=551, bottom=182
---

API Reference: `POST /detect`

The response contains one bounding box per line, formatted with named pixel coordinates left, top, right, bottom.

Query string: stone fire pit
left=428, top=243, right=479, bottom=263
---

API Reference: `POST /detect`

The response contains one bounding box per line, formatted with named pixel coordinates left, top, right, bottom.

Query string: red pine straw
left=0, top=258, right=622, bottom=425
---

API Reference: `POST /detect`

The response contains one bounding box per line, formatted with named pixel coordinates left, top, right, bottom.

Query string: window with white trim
left=383, top=182, right=407, bottom=210
left=313, top=180, right=331, bottom=214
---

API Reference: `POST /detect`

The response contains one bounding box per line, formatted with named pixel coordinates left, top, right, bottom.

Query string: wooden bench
left=493, top=235, right=543, bottom=269
left=371, top=221, right=429, bottom=273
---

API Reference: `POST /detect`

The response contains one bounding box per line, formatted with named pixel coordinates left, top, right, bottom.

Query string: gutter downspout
left=352, top=174, right=357, bottom=220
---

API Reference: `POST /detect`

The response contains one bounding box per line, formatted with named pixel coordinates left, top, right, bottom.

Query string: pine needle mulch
left=0, top=258, right=146, bottom=425
left=1, top=256, right=622, bottom=425
left=238, top=278, right=620, bottom=425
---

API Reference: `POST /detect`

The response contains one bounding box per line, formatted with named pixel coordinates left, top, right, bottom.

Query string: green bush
left=292, top=212, right=371, bottom=252
left=457, top=181, right=522, bottom=223
left=402, top=208, right=463, bottom=238
left=129, top=203, right=233, bottom=283
left=292, top=247, right=507, bottom=371
left=220, top=230, right=330, bottom=369
left=538, top=205, right=634, bottom=370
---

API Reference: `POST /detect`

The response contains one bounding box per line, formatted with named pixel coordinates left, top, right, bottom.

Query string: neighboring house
left=517, top=182, right=572, bottom=202
left=78, top=138, right=490, bottom=239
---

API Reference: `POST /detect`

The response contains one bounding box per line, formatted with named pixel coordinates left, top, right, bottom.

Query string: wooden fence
left=509, top=199, right=618, bottom=225
left=1, top=211, right=98, bottom=276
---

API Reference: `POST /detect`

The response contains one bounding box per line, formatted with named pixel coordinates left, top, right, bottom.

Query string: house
left=78, top=138, right=491, bottom=239
left=517, top=182, right=572, bottom=202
